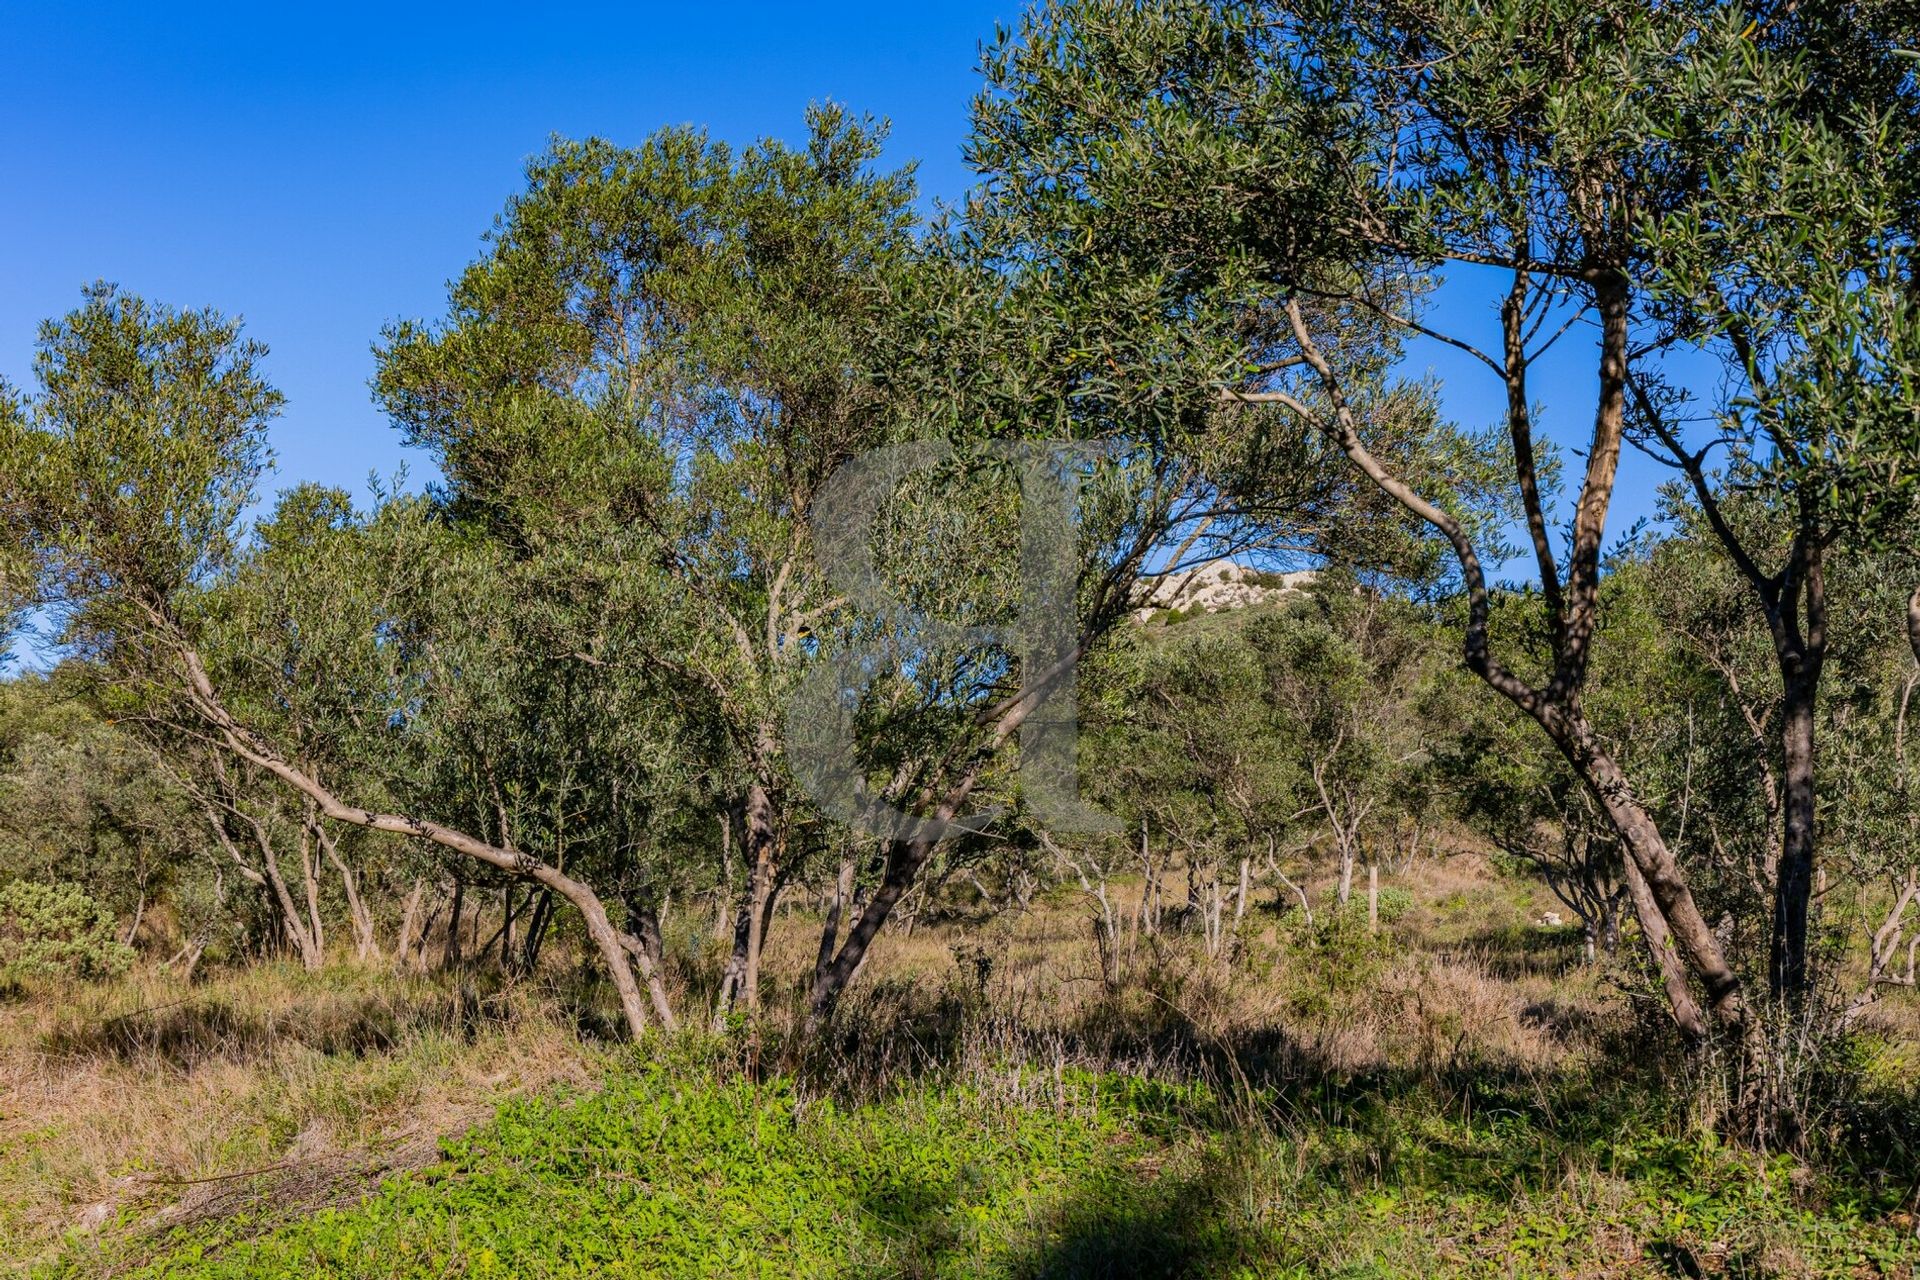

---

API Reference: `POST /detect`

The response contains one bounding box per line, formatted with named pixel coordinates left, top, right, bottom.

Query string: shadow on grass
left=1448, top=924, right=1587, bottom=979
left=779, top=968, right=1792, bottom=1234
left=39, top=979, right=513, bottom=1068
left=998, top=1160, right=1290, bottom=1280
left=853, top=1144, right=1284, bottom=1280
left=791, top=973, right=1677, bottom=1155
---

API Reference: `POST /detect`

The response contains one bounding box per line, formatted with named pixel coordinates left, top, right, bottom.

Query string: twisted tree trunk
left=1259, top=288, right=1748, bottom=1044
left=173, top=640, right=654, bottom=1040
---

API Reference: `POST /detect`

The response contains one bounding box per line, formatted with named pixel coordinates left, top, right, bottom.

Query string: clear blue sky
left=2, top=1, right=1663, bottom=577
left=1, top=2, right=1008, bottom=502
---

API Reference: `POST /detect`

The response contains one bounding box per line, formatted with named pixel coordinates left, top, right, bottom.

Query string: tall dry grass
left=0, top=962, right=600, bottom=1273
left=741, top=854, right=1630, bottom=1108
left=10, top=850, right=1915, bottom=1275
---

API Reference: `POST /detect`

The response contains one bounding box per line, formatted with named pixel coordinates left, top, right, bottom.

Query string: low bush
left=58, top=1055, right=1920, bottom=1279
left=0, top=881, right=133, bottom=990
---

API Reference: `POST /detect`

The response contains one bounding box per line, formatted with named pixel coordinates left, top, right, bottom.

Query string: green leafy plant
left=0, top=879, right=133, bottom=988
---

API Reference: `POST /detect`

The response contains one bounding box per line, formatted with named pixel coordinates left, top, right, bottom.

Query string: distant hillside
left=1129, top=559, right=1316, bottom=623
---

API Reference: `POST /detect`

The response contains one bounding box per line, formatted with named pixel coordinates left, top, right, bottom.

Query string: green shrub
left=1302, top=885, right=1415, bottom=929
left=73, top=1055, right=1920, bottom=1279
left=0, top=879, right=134, bottom=988
left=1364, top=886, right=1414, bottom=924
left=83, top=1061, right=1153, bottom=1279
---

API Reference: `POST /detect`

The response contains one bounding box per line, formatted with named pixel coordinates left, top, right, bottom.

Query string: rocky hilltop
left=1130, top=559, right=1315, bottom=623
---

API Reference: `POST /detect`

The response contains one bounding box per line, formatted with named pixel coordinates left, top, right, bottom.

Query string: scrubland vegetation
left=5, top=0, right=1920, bottom=1275
left=5, top=849, right=1918, bottom=1277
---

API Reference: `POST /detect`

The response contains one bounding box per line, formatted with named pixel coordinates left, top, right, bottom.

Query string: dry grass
left=0, top=962, right=602, bottom=1274
left=8, top=851, right=1914, bottom=1276
left=740, top=853, right=1625, bottom=1105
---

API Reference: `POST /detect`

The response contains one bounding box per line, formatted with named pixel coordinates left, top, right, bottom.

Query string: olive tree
left=375, top=107, right=923, bottom=1020
left=1, top=285, right=673, bottom=1038
left=970, top=2, right=1917, bottom=1140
